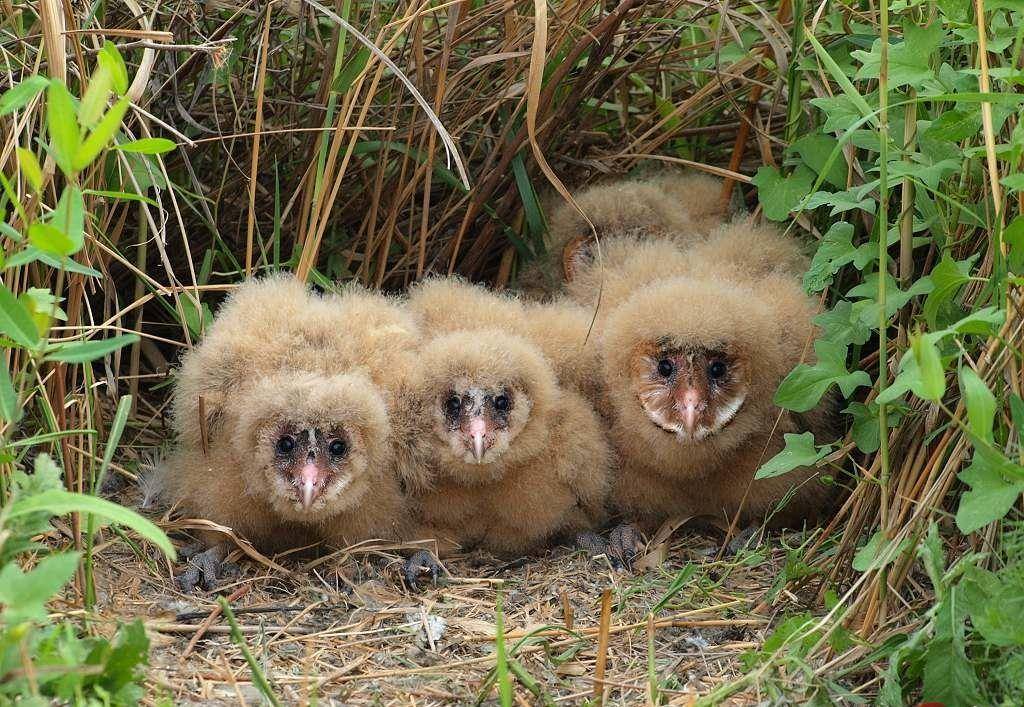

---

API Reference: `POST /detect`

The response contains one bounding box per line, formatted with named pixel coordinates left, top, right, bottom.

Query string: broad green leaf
left=921, top=592, right=983, bottom=705
left=805, top=32, right=874, bottom=123
left=98, top=41, right=129, bottom=95
left=7, top=489, right=175, bottom=558
left=923, top=254, right=971, bottom=328
left=775, top=338, right=871, bottom=412
left=814, top=300, right=871, bottom=347
left=0, top=361, right=20, bottom=423
left=333, top=46, right=371, bottom=93
left=947, top=306, right=1005, bottom=336
left=48, top=185, right=85, bottom=254
left=810, top=94, right=865, bottom=134
left=73, top=96, right=130, bottom=171
left=789, top=134, right=847, bottom=189
left=0, top=283, right=41, bottom=348
left=845, top=402, right=880, bottom=453
left=852, top=531, right=911, bottom=572
left=755, top=432, right=830, bottom=479
left=923, top=107, right=981, bottom=142
left=45, top=333, right=139, bottom=363
left=803, top=223, right=859, bottom=293
left=1001, top=173, right=1024, bottom=193
left=955, top=452, right=1024, bottom=533
left=854, top=22, right=945, bottom=87
left=116, top=137, right=176, bottom=155
left=28, top=222, right=75, bottom=256
left=46, top=81, right=80, bottom=176
left=0, top=552, right=81, bottom=623
left=804, top=189, right=876, bottom=216
left=16, top=147, right=43, bottom=193
left=961, top=566, right=1024, bottom=647
left=0, top=75, right=49, bottom=116
left=958, top=367, right=996, bottom=443
left=751, top=165, right=816, bottom=221
left=908, top=331, right=946, bottom=402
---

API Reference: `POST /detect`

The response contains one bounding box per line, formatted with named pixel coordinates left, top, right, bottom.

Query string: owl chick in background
left=517, top=171, right=729, bottom=300
left=518, top=171, right=838, bottom=563
left=398, top=279, right=612, bottom=587
left=164, top=277, right=412, bottom=591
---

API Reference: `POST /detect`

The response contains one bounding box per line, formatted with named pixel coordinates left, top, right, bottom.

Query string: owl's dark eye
left=657, top=359, right=675, bottom=377
left=276, top=435, right=295, bottom=455
left=444, top=395, right=461, bottom=418
left=328, top=439, right=347, bottom=458
left=708, top=360, right=728, bottom=380
left=493, top=394, right=510, bottom=413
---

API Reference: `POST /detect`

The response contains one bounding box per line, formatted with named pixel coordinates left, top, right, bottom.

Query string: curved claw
left=176, top=545, right=229, bottom=592
left=607, top=523, right=641, bottom=571
left=404, top=550, right=445, bottom=591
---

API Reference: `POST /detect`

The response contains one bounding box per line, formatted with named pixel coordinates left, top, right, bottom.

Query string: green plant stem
left=219, top=596, right=283, bottom=707
left=877, top=0, right=892, bottom=533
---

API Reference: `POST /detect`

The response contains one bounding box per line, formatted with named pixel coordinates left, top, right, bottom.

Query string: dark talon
left=404, top=550, right=445, bottom=591
left=607, top=523, right=641, bottom=570
left=725, top=524, right=760, bottom=556
left=176, top=546, right=228, bottom=592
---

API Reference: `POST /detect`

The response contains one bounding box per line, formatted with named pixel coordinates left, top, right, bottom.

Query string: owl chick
left=395, top=329, right=611, bottom=584
left=165, top=276, right=410, bottom=590
left=517, top=171, right=728, bottom=298
left=599, top=272, right=836, bottom=539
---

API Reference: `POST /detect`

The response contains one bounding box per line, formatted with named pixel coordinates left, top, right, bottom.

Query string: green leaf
left=751, top=165, right=816, bottom=221
left=16, top=147, right=43, bottom=193
left=0, top=283, right=41, bottom=348
left=0, top=75, right=49, bottom=116
left=908, top=331, right=946, bottom=402
left=854, top=22, right=945, bottom=87
left=98, top=41, right=129, bottom=95
left=814, top=300, right=871, bottom=346
left=955, top=452, right=1024, bottom=533
left=0, top=359, right=19, bottom=422
left=333, top=46, right=371, bottom=93
left=0, top=552, right=81, bottom=623
left=1001, top=173, right=1024, bottom=193
left=803, top=223, right=859, bottom=293
left=923, top=254, right=971, bottom=328
left=958, top=367, right=996, bottom=443
left=922, top=592, right=983, bottom=706
left=49, top=185, right=85, bottom=254
left=46, top=81, right=81, bottom=176
left=78, top=62, right=113, bottom=129
left=83, top=189, right=158, bottom=206
left=805, top=33, right=874, bottom=124
left=115, top=137, right=177, bottom=155
left=845, top=402, right=880, bottom=453
left=5, top=247, right=102, bottom=278
left=73, top=96, right=130, bottom=171
left=853, top=531, right=900, bottom=572
left=923, top=107, right=982, bottom=142
left=28, top=222, right=75, bottom=256
left=775, top=338, right=871, bottom=412
left=7, top=489, right=175, bottom=559
left=804, top=188, right=876, bottom=217
left=45, top=333, right=139, bottom=363
left=100, top=619, right=150, bottom=695
left=755, top=432, right=830, bottom=479
left=789, top=134, right=847, bottom=189
left=1010, top=394, right=1024, bottom=436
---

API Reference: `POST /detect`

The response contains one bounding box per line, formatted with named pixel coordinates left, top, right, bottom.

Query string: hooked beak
left=468, top=416, right=488, bottom=463
left=675, top=388, right=705, bottom=435
left=296, top=459, right=323, bottom=510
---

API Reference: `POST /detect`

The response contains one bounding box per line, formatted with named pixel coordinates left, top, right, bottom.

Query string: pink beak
left=468, top=417, right=488, bottom=463
left=296, top=461, right=322, bottom=509
left=675, top=388, right=704, bottom=434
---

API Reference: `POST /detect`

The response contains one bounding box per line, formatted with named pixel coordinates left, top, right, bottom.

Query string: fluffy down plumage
left=600, top=272, right=835, bottom=530
left=165, top=275, right=409, bottom=558
left=394, top=329, right=611, bottom=556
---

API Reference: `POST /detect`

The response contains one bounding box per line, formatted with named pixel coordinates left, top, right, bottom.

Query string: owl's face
left=265, top=423, right=355, bottom=511
left=432, top=376, right=532, bottom=467
left=630, top=340, right=750, bottom=442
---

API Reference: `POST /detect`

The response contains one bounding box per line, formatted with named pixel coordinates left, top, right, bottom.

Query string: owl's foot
left=404, top=550, right=445, bottom=591
left=176, top=545, right=232, bottom=592
left=576, top=523, right=641, bottom=571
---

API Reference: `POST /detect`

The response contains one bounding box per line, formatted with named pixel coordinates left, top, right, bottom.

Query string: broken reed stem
left=593, top=588, right=613, bottom=704
left=245, top=0, right=274, bottom=277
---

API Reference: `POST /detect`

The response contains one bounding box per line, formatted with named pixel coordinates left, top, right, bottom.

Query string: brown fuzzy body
left=166, top=276, right=410, bottom=554
left=394, top=294, right=612, bottom=556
